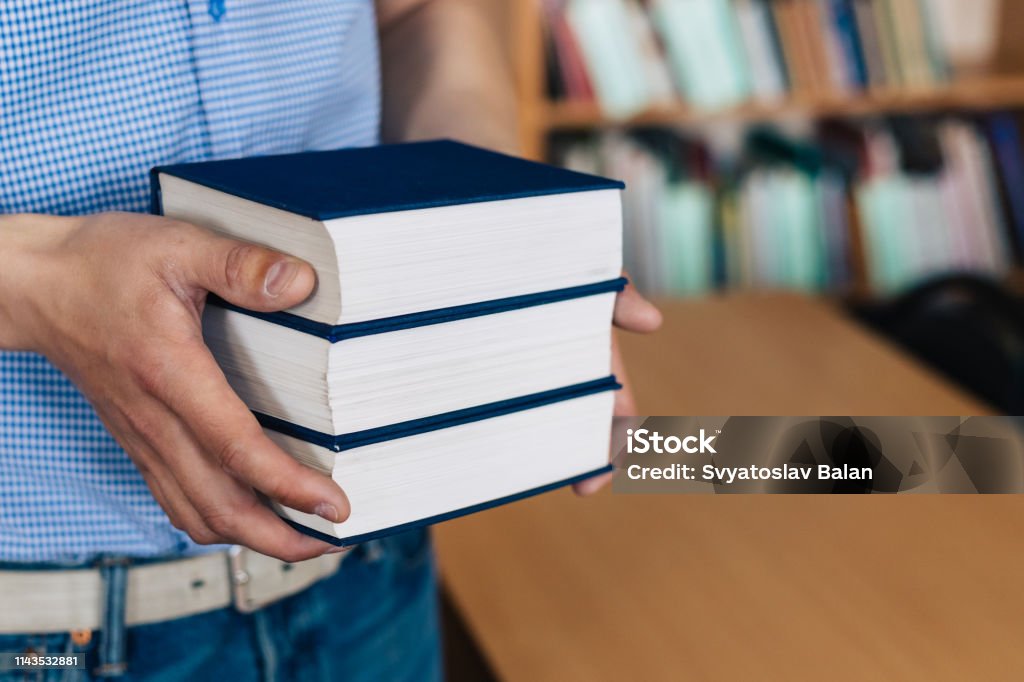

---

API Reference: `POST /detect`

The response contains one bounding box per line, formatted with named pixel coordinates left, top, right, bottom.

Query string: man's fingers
left=183, top=228, right=316, bottom=312
left=613, top=279, right=662, bottom=333
left=573, top=471, right=612, bottom=496
left=124, top=393, right=340, bottom=560
left=102, top=395, right=229, bottom=545
left=151, top=342, right=350, bottom=523
left=175, top=462, right=339, bottom=562
left=139, top=468, right=224, bottom=545
left=611, top=332, right=638, bottom=416
left=214, top=427, right=351, bottom=524
left=218, top=493, right=344, bottom=562
left=170, top=442, right=339, bottom=561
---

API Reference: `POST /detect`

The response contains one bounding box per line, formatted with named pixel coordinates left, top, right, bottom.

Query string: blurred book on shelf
left=550, top=112, right=1024, bottom=297
left=538, top=0, right=1024, bottom=118
left=854, top=116, right=1011, bottom=292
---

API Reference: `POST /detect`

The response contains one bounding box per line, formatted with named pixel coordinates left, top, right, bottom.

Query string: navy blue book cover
left=258, top=376, right=620, bottom=450
left=151, top=139, right=624, bottom=219
left=209, top=277, right=627, bottom=342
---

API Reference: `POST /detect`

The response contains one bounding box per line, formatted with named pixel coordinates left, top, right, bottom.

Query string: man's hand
left=0, top=212, right=349, bottom=561
left=572, top=280, right=662, bottom=496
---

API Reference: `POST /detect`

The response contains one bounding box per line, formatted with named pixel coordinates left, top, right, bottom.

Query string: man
left=0, top=1, right=661, bottom=679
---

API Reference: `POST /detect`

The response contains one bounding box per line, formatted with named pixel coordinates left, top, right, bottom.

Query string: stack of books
left=151, top=140, right=624, bottom=545
left=543, top=0, right=971, bottom=116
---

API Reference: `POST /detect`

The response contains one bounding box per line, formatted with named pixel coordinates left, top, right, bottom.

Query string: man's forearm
left=377, top=0, right=519, bottom=153
left=0, top=214, right=65, bottom=351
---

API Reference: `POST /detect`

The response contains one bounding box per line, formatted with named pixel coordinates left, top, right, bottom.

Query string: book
left=851, top=0, right=890, bottom=87
left=915, top=0, right=951, bottom=80
left=873, top=0, right=907, bottom=86
left=817, top=171, right=853, bottom=288
left=888, top=0, right=939, bottom=87
left=771, top=0, right=816, bottom=93
left=658, top=182, right=715, bottom=294
left=545, top=0, right=596, bottom=101
left=733, top=0, right=789, bottom=101
left=651, top=0, right=751, bottom=110
left=626, top=0, right=677, bottom=107
left=152, top=140, right=625, bottom=544
left=827, top=0, right=870, bottom=89
left=816, top=0, right=857, bottom=92
left=543, top=6, right=569, bottom=100
left=794, top=0, right=835, bottom=93
left=202, top=282, right=623, bottom=434
left=983, top=113, right=1024, bottom=260
left=920, top=0, right=999, bottom=75
left=599, top=133, right=668, bottom=292
left=565, top=0, right=654, bottom=117
left=269, top=389, right=616, bottom=545
left=152, top=140, right=623, bottom=325
left=941, top=121, right=1011, bottom=272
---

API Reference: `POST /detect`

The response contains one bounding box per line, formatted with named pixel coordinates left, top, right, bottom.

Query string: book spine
left=256, top=376, right=622, bottom=451
left=566, top=0, right=653, bottom=117
left=209, top=277, right=629, bottom=342
left=734, top=0, right=788, bottom=100
left=148, top=169, right=165, bottom=216
left=851, top=0, right=889, bottom=88
left=770, top=0, right=809, bottom=93
left=985, top=113, right=1024, bottom=261
left=830, top=0, right=870, bottom=88
left=874, top=0, right=907, bottom=86
left=759, top=0, right=793, bottom=92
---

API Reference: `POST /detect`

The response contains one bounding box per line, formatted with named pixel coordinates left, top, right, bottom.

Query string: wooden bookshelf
left=524, top=74, right=1024, bottom=159
left=541, top=77, right=1024, bottom=130
left=510, top=0, right=1024, bottom=158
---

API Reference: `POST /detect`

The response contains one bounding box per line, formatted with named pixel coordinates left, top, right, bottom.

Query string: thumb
left=188, top=233, right=317, bottom=312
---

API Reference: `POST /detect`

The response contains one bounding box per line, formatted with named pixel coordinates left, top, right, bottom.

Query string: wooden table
left=435, top=294, right=1024, bottom=681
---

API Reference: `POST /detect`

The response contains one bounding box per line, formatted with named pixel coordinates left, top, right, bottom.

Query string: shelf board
left=542, top=77, right=1024, bottom=129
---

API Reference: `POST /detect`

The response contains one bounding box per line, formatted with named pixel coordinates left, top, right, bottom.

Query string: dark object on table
left=849, top=275, right=1024, bottom=414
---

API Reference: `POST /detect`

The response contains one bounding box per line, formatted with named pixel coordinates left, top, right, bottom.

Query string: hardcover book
left=204, top=281, right=624, bottom=435
left=270, top=388, right=617, bottom=545
left=152, top=139, right=623, bottom=325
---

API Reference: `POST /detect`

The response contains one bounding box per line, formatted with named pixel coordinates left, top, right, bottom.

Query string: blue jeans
left=0, top=530, right=441, bottom=682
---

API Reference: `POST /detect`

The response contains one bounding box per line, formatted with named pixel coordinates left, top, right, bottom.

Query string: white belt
left=0, top=547, right=345, bottom=633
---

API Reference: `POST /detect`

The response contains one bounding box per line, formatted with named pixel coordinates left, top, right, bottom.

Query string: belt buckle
left=227, top=546, right=261, bottom=614
left=228, top=546, right=344, bottom=614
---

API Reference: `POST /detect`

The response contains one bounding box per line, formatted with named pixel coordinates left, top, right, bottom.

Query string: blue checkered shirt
left=1, top=1, right=380, bottom=562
